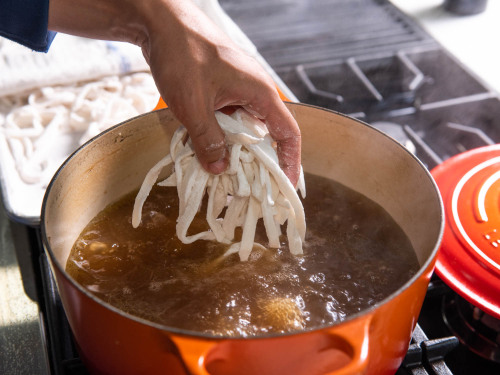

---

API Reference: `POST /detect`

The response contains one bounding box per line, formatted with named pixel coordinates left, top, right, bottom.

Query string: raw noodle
left=132, top=109, right=306, bottom=261
left=0, top=72, right=158, bottom=187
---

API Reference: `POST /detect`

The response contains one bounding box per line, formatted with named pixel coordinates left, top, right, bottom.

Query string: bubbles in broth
left=66, top=173, right=419, bottom=337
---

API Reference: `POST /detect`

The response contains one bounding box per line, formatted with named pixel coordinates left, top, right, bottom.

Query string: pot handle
left=324, top=315, right=372, bottom=375
left=170, top=335, right=215, bottom=375
left=170, top=315, right=371, bottom=375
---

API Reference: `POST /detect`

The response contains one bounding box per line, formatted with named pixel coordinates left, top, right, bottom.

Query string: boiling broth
left=66, top=173, right=419, bottom=337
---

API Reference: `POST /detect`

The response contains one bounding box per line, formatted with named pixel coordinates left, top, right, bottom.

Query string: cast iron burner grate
left=417, top=278, right=500, bottom=375
left=220, top=0, right=436, bottom=68
left=275, top=46, right=493, bottom=121
left=397, top=324, right=458, bottom=375
left=221, top=0, right=500, bottom=171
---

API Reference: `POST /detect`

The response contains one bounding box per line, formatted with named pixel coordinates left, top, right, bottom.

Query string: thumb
left=180, top=110, right=229, bottom=175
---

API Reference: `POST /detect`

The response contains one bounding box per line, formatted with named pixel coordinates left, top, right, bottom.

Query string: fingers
left=273, top=113, right=302, bottom=187
left=168, top=85, right=301, bottom=185
left=144, top=5, right=301, bottom=183
left=212, top=60, right=301, bottom=186
left=242, top=91, right=302, bottom=187
left=264, top=103, right=302, bottom=187
left=169, top=100, right=229, bottom=175
left=188, top=115, right=229, bottom=175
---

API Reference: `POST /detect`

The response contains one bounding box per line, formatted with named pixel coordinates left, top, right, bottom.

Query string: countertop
left=391, top=0, right=500, bottom=93
left=0, top=199, right=48, bottom=374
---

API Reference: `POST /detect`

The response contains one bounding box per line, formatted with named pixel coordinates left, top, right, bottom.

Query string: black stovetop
left=17, top=0, right=500, bottom=374
left=220, top=0, right=500, bottom=174
left=220, top=1, right=500, bottom=374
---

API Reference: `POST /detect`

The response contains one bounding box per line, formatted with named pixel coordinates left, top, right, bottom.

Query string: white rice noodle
left=0, top=72, right=158, bottom=187
left=131, top=153, right=172, bottom=228
left=222, top=196, right=247, bottom=241
left=227, top=143, right=241, bottom=175
left=132, top=109, right=306, bottom=261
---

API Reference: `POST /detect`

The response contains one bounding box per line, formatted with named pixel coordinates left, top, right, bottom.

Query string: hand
left=49, top=0, right=301, bottom=185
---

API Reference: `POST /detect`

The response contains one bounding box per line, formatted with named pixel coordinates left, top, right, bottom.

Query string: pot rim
left=40, top=102, right=445, bottom=340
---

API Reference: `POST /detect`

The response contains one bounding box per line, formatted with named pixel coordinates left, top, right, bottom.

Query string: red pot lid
left=431, top=144, right=500, bottom=319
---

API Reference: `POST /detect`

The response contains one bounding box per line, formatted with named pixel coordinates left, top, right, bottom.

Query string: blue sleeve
left=0, top=0, right=57, bottom=52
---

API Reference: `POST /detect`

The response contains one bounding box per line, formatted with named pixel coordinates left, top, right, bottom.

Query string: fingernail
left=208, top=157, right=228, bottom=175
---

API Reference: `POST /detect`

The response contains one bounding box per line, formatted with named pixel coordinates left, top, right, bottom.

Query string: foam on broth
left=66, top=173, right=419, bottom=337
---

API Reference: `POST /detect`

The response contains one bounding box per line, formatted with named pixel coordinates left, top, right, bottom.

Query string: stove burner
left=443, top=293, right=500, bottom=363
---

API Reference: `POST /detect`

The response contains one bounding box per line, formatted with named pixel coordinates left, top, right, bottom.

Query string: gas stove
left=222, top=0, right=500, bottom=373
left=1, top=0, right=500, bottom=374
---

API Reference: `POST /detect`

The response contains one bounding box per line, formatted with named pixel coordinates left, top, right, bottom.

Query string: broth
left=66, top=173, right=419, bottom=337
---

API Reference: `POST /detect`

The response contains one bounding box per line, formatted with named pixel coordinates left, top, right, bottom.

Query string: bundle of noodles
left=132, top=109, right=306, bottom=261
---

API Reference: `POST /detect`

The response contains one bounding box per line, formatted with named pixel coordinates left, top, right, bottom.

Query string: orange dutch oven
left=41, top=103, right=444, bottom=375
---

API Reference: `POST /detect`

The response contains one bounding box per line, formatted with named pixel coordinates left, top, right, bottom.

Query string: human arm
left=47, top=0, right=302, bottom=185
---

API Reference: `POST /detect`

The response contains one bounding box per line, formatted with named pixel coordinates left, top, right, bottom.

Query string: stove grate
left=220, top=0, right=436, bottom=68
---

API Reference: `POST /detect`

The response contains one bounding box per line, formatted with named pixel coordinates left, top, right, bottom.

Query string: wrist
left=48, top=0, right=149, bottom=45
